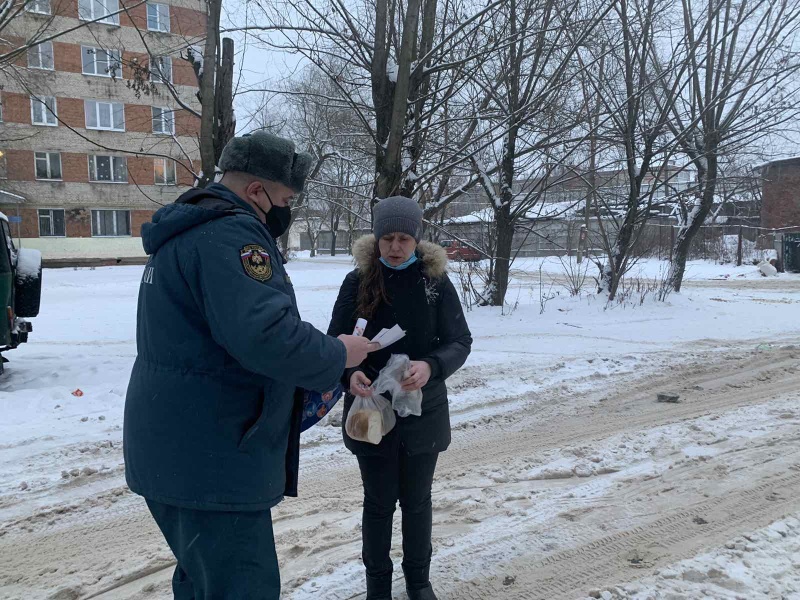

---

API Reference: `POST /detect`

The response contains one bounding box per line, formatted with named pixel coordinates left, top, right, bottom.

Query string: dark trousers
left=145, top=499, right=280, bottom=600
left=356, top=451, right=439, bottom=592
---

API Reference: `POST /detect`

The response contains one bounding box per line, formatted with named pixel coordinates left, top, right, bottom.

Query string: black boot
left=404, top=564, right=437, bottom=600
left=406, top=584, right=438, bottom=600
left=366, top=572, right=393, bottom=600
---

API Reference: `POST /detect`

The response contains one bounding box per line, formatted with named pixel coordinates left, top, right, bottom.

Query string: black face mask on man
left=253, top=188, right=292, bottom=239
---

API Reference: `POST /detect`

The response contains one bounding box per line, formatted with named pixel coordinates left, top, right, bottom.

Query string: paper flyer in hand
left=370, top=324, right=405, bottom=349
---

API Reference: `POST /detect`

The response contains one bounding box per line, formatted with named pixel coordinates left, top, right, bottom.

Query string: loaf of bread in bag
left=346, top=409, right=383, bottom=445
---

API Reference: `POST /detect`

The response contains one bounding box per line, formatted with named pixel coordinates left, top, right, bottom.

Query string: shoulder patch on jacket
left=240, top=244, right=272, bottom=281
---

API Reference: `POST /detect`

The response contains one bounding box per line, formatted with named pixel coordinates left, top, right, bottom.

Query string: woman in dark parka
left=327, top=196, right=472, bottom=600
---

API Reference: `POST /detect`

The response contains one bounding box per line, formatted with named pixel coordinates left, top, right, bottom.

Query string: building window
left=154, top=158, right=177, bottom=185
left=38, top=209, right=65, bottom=237
left=25, top=0, right=51, bottom=14
left=81, top=46, right=121, bottom=78
left=0, top=151, right=6, bottom=179
left=31, top=96, right=57, bottom=126
left=34, top=152, right=62, bottom=180
left=85, top=100, right=125, bottom=131
left=147, top=3, right=170, bottom=32
left=92, top=209, right=130, bottom=236
left=88, top=155, right=127, bottom=183
left=78, top=0, right=120, bottom=25
left=151, top=107, right=174, bottom=135
left=0, top=93, right=3, bottom=122
left=149, top=56, right=172, bottom=84
left=27, top=42, right=54, bottom=70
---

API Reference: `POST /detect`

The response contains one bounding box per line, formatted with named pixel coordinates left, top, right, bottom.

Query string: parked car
left=439, top=239, right=482, bottom=262
left=0, top=212, right=40, bottom=372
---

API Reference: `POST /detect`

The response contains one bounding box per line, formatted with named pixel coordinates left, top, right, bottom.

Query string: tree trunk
left=198, top=0, right=221, bottom=187
left=372, top=0, right=422, bottom=202
left=669, top=154, right=717, bottom=292
left=736, top=225, right=743, bottom=266
left=214, top=37, right=236, bottom=166
left=491, top=206, right=514, bottom=306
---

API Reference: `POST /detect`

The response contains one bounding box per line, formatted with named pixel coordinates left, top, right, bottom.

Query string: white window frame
left=146, top=2, right=170, bottom=32
left=78, top=0, right=120, bottom=25
left=85, top=100, right=125, bottom=131
left=149, top=56, right=172, bottom=84
left=38, top=209, right=66, bottom=237
left=88, top=155, right=128, bottom=183
left=154, top=158, right=177, bottom=186
left=91, top=209, right=131, bottom=237
left=151, top=106, right=175, bottom=135
left=25, top=0, right=51, bottom=14
left=27, top=42, right=54, bottom=70
left=34, top=151, right=62, bottom=180
left=31, top=96, right=57, bottom=126
left=81, top=46, right=121, bottom=78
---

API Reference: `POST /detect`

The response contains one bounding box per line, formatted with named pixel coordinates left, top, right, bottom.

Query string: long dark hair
left=357, top=240, right=391, bottom=319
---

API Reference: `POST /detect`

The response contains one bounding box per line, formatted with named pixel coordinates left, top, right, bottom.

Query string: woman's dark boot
left=404, top=564, right=437, bottom=600
left=406, top=584, right=438, bottom=600
left=366, top=572, right=393, bottom=600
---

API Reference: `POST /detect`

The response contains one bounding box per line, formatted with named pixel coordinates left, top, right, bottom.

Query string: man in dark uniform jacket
left=124, top=131, right=374, bottom=599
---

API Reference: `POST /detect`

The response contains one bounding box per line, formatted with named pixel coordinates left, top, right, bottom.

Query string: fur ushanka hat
left=218, top=130, right=313, bottom=193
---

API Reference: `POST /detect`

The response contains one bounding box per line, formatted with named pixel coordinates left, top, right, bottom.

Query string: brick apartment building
left=759, top=156, right=800, bottom=230
left=0, top=0, right=205, bottom=259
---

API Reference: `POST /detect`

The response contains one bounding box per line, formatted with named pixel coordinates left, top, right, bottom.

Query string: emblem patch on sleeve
left=240, top=244, right=272, bottom=281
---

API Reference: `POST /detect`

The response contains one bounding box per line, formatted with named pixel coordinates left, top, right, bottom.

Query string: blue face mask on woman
left=380, top=254, right=418, bottom=270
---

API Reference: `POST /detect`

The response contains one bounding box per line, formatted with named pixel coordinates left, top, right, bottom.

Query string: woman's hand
left=349, top=371, right=373, bottom=397
left=401, top=361, right=432, bottom=391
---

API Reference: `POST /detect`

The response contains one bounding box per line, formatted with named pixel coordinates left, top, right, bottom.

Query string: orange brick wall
left=126, top=104, right=152, bottom=133
left=4, top=150, right=88, bottom=182
left=175, top=109, right=200, bottom=137
left=57, top=0, right=79, bottom=19
left=172, top=6, right=207, bottom=37
left=2, top=93, right=31, bottom=124
left=177, top=160, right=196, bottom=186
left=5, top=150, right=35, bottom=181
left=119, top=0, right=148, bottom=29
left=128, top=156, right=154, bottom=186
left=122, top=51, right=149, bottom=80
left=9, top=209, right=42, bottom=239
left=54, top=42, right=82, bottom=73
left=66, top=208, right=92, bottom=237
left=62, top=153, right=88, bottom=182
left=0, top=37, right=27, bottom=68
left=131, top=209, right=154, bottom=236
left=172, top=58, right=198, bottom=87
left=58, top=97, right=86, bottom=129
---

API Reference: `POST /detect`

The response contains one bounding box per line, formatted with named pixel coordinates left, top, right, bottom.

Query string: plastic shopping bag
left=300, top=384, right=344, bottom=432
left=372, top=354, right=423, bottom=418
left=345, top=393, right=397, bottom=444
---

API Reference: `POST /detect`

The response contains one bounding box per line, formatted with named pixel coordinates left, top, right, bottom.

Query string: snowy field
left=1, top=255, right=799, bottom=600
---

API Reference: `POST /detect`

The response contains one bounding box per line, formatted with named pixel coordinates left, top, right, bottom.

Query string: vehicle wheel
left=15, top=248, right=42, bottom=318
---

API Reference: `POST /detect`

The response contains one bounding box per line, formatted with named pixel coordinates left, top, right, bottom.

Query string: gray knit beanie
left=218, top=130, right=313, bottom=193
left=372, top=196, right=424, bottom=242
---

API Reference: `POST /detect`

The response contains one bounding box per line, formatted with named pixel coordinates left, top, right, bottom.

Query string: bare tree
left=461, top=0, right=610, bottom=306
left=577, top=0, right=693, bottom=300
left=652, top=0, right=800, bottom=291
left=250, top=67, right=373, bottom=253
left=239, top=0, right=514, bottom=211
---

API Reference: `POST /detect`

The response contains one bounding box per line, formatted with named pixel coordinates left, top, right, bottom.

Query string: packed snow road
left=0, top=260, right=798, bottom=600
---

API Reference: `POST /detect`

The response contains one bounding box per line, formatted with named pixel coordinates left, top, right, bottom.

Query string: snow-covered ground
left=0, top=256, right=799, bottom=600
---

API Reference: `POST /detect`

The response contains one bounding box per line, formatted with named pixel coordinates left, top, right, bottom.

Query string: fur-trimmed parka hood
left=352, top=234, right=448, bottom=279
